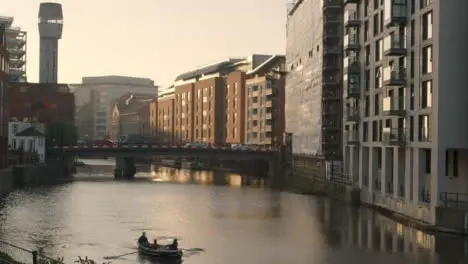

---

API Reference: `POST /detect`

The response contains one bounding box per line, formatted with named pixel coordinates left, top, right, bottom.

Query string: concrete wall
left=0, top=169, right=14, bottom=197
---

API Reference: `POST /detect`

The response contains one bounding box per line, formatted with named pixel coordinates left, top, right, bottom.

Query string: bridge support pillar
left=114, top=157, right=136, bottom=179
left=269, top=152, right=284, bottom=189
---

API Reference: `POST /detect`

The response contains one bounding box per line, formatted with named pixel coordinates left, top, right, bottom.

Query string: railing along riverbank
left=0, top=240, right=62, bottom=264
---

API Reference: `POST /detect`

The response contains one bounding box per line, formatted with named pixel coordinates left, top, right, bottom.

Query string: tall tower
left=38, top=2, right=63, bottom=84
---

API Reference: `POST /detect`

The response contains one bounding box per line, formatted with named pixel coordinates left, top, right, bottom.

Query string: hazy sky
left=2, top=0, right=287, bottom=87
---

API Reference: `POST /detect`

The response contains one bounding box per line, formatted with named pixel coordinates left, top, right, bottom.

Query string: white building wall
left=285, top=0, right=324, bottom=155
left=8, top=122, right=46, bottom=162
left=343, top=0, right=468, bottom=226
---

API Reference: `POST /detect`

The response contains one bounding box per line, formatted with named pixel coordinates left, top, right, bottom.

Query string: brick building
left=225, top=71, right=246, bottom=144
left=156, top=95, right=175, bottom=143
left=8, top=83, right=75, bottom=126
left=0, top=25, right=9, bottom=168
left=174, top=83, right=194, bottom=143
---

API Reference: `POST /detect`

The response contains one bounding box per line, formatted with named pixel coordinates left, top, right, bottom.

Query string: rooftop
left=15, top=126, right=45, bottom=137
left=174, top=58, right=247, bottom=81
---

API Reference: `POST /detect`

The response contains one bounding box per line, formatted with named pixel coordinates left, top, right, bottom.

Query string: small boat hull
left=138, top=244, right=183, bottom=259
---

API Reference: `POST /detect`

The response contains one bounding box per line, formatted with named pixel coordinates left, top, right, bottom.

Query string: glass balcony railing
left=344, top=11, right=360, bottom=27
left=383, top=96, right=406, bottom=115
left=383, top=127, right=406, bottom=146
left=384, top=35, right=406, bottom=55
left=346, top=131, right=359, bottom=145
left=344, top=35, right=359, bottom=51
left=383, top=66, right=406, bottom=85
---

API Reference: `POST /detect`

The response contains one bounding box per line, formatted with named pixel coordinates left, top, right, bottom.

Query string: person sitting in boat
left=170, top=239, right=178, bottom=250
left=138, top=232, right=149, bottom=246
left=150, top=239, right=159, bottom=249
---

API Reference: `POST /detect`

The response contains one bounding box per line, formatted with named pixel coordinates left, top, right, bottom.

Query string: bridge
left=49, top=144, right=283, bottom=179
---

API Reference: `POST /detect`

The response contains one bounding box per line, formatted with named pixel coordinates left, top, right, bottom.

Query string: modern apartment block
left=172, top=55, right=272, bottom=145
left=0, top=16, right=27, bottom=83
left=225, top=71, right=246, bottom=144
left=174, top=83, right=195, bottom=143
left=245, top=55, right=286, bottom=146
left=285, top=0, right=343, bottom=160
left=155, top=95, right=175, bottom=143
left=0, top=24, right=9, bottom=168
left=343, top=0, right=468, bottom=225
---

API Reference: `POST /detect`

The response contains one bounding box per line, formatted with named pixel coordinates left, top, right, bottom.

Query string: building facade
left=77, top=76, right=158, bottom=140
left=285, top=0, right=343, bottom=160
left=0, top=16, right=27, bottom=83
left=8, top=83, right=75, bottom=126
left=8, top=122, right=46, bottom=163
left=110, top=93, right=154, bottom=141
left=156, top=95, right=175, bottom=143
left=174, top=83, right=195, bottom=143
left=245, top=55, right=286, bottom=146
left=0, top=24, right=9, bottom=168
left=225, top=71, right=246, bottom=144
left=342, top=0, right=468, bottom=224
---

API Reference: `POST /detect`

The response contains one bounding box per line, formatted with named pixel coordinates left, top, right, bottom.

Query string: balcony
left=384, top=35, right=406, bottom=56
left=344, top=0, right=359, bottom=4
left=323, top=89, right=340, bottom=100
left=346, top=131, right=360, bottom=145
left=265, top=125, right=272, bottom=132
left=344, top=34, right=360, bottom=51
left=346, top=107, right=360, bottom=122
left=383, top=128, right=406, bottom=146
left=344, top=74, right=360, bottom=98
left=265, top=113, right=272, bottom=119
left=384, top=0, right=407, bottom=28
left=344, top=11, right=360, bottom=27
left=344, top=56, right=360, bottom=74
left=383, top=96, right=406, bottom=116
left=265, top=101, right=272, bottom=107
left=383, top=66, right=406, bottom=86
left=265, top=88, right=273, bottom=95
left=322, top=119, right=340, bottom=131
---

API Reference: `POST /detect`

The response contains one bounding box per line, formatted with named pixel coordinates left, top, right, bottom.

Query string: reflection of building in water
left=210, top=186, right=282, bottom=220
left=155, top=167, right=266, bottom=187
left=315, top=199, right=468, bottom=262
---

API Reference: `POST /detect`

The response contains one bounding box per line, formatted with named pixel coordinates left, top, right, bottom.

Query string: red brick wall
left=8, top=83, right=75, bottom=126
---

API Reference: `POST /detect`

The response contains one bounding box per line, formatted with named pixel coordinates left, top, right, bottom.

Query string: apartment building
left=0, top=24, right=9, bottom=168
left=156, top=95, right=175, bottom=143
left=172, top=55, right=272, bottom=145
left=0, top=16, right=27, bottom=83
left=225, top=71, right=246, bottom=144
left=174, top=83, right=195, bottom=143
left=285, top=0, right=343, bottom=160
left=245, top=55, right=286, bottom=146
left=343, top=0, right=468, bottom=224
left=193, top=77, right=225, bottom=144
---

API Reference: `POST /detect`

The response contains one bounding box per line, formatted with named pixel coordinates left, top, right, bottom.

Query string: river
left=0, top=159, right=467, bottom=264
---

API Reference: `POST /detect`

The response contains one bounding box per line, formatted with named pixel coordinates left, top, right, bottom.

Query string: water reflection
left=0, top=159, right=467, bottom=263
left=314, top=199, right=468, bottom=263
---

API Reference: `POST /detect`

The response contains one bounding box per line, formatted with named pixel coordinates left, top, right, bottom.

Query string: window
left=375, top=39, right=382, bottom=61
left=422, top=46, right=432, bottom=74
left=418, top=115, right=431, bottom=141
left=375, top=67, right=382, bottom=88
left=422, top=12, right=433, bottom=40
left=420, top=80, right=432, bottom=108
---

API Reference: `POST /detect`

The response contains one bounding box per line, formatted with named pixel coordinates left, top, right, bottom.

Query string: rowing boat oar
left=103, top=251, right=138, bottom=259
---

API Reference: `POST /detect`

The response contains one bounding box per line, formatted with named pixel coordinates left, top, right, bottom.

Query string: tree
left=46, top=121, right=78, bottom=146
